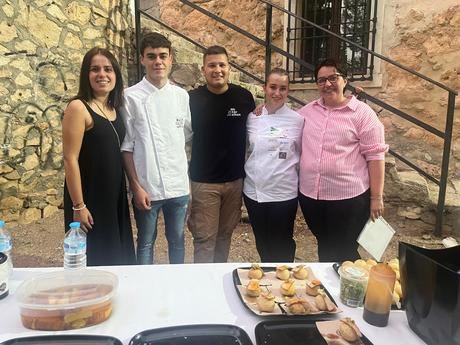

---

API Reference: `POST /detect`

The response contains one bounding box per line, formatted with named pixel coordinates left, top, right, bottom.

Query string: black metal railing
left=134, top=0, right=457, bottom=236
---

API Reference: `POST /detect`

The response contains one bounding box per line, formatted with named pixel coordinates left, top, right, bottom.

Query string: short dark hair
left=203, top=45, right=228, bottom=63
left=266, top=67, right=290, bottom=84
left=75, top=47, right=124, bottom=109
left=314, top=58, right=348, bottom=81
left=140, top=32, right=172, bottom=55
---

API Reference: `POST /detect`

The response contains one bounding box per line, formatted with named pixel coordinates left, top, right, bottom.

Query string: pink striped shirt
left=297, top=96, right=388, bottom=200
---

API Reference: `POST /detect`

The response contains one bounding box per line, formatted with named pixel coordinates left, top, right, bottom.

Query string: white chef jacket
left=244, top=105, right=304, bottom=202
left=120, top=78, right=192, bottom=201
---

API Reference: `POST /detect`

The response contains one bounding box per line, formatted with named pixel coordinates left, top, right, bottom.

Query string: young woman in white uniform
left=243, top=68, right=304, bottom=262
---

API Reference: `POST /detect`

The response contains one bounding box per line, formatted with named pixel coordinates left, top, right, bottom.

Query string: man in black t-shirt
left=188, top=46, right=255, bottom=263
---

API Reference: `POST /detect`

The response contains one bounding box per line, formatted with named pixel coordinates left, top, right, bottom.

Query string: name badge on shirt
left=176, top=118, right=185, bottom=128
left=267, top=138, right=290, bottom=152
left=279, top=139, right=289, bottom=151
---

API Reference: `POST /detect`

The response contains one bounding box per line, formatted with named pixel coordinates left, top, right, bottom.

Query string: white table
left=0, top=263, right=424, bottom=344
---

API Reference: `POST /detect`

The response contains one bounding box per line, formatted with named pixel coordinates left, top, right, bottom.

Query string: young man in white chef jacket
left=121, top=32, right=192, bottom=264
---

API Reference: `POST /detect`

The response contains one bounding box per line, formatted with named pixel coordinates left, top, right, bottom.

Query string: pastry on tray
left=315, top=289, right=337, bottom=312
left=286, top=297, right=318, bottom=315
left=292, top=264, right=309, bottom=280
left=305, top=279, right=322, bottom=296
left=246, top=279, right=261, bottom=297
left=280, top=279, right=296, bottom=296
left=235, top=265, right=341, bottom=316
left=257, top=292, right=276, bottom=312
left=248, top=263, right=264, bottom=279
left=275, top=265, right=290, bottom=280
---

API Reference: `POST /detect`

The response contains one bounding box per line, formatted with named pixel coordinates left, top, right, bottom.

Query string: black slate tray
left=233, top=266, right=338, bottom=318
left=255, top=320, right=374, bottom=345
left=129, top=324, right=253, bottom=345
left=332, top=262, right=405, bottom=310
left=0, top=335, right=122, bottom=345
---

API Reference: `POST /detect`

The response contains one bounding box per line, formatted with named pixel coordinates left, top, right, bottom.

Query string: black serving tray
left=233, top=266, right=338, bottom=318
left=0, top=335, right=122, bottom=345
left=255, top=320, right=373, bottom=345
left=332, top=262, right=405, bottom=310
left=129, top=324, right=253, bottom=345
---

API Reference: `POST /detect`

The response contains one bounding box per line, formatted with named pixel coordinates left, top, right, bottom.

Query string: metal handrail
left=135, top=0, right=457, bottom=236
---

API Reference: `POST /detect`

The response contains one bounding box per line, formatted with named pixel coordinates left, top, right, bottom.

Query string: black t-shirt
left=189, top=84, right=256, bottom=183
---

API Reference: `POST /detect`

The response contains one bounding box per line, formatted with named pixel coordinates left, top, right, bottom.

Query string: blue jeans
left=134, top=195, right=189, bottom=264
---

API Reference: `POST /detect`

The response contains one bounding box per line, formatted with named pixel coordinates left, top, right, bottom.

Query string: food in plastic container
left=16, top=269, right=118, bottom=330
left=338, top=265, right=368, bottom=307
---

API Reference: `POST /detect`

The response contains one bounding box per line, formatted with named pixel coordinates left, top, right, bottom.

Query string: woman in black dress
left=63, top=47, right=136, bottom=265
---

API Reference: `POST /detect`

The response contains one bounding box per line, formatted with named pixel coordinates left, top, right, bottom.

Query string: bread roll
left=276, top=265, right=290, bottom=280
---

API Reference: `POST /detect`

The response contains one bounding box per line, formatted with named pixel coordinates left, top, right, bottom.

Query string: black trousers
left=299, top=190, right=370, bottom=262
left=243, top=194, right=298, bottom=262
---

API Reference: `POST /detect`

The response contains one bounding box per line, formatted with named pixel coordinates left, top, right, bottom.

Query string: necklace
left=93, top=101, right=121, bottom=147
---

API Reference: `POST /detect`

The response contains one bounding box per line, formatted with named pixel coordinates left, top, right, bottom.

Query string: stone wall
left=382, top=1, right=460, bottom=176
left=151, top=0, right=285, bottom=79
left=0, top=0, right=134, bottom=224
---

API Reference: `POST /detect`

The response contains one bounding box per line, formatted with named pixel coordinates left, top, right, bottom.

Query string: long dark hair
left=75, top=47, right=124, bottom=109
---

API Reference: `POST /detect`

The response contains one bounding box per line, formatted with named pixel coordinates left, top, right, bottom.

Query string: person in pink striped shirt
left=297, top=58, right=389, bottom=262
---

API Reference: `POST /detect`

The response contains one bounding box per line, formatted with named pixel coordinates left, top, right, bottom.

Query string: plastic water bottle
left=63, top=222, right=87, bottom=269
left=0, top=220, right=13, bottom=272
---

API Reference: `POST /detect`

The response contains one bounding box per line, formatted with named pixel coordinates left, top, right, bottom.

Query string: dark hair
left=140, top=32, right=172, bottom=55
left=266, top=67, right=290, bottom=84
left=314, top=58, right=348, bottom=81
left=203, top=45, right=228, bottom=63
left=75, top=47, right=124, bottom=109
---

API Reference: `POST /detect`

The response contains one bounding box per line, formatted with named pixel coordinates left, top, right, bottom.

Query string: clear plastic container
left=16, top=269, right=118, bottom=330
left=338, top=265, right=369, bottom=307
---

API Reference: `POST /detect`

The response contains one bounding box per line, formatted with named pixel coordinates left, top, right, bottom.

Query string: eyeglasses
left=316, top=73, right=344, bottom=85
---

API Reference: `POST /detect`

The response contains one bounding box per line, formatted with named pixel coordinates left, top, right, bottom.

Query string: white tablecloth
left=0, top=263, right=423, bottom=344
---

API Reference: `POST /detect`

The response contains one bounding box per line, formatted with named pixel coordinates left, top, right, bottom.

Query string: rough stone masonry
left=0, top=0, right=133, bottom=224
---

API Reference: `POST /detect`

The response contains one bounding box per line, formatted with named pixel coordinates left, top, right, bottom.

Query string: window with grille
left=286, top=0, right=377, bottom=83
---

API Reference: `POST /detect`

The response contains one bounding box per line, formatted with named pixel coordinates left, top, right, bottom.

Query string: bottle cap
left=69, top=222, right=81, bottom=228
left=0, top=220, right=4, bottom=227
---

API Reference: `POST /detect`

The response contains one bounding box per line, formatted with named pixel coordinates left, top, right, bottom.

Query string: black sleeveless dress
left=64, top=101, right=136, bottom=266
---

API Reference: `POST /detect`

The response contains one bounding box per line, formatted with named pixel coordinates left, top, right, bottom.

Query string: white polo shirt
left=121, top=78, right=192, bottom=201
left=244, top=105, right=304, bottom=202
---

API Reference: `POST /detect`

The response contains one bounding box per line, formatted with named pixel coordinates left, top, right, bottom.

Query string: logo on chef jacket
left=175, top=118, right=185, bottom=128
left=226, top=108, right=241, bottom=117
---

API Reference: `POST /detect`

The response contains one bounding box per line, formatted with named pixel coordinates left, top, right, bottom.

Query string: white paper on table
left=357, top=217, right=395, bottom=261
